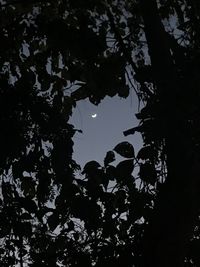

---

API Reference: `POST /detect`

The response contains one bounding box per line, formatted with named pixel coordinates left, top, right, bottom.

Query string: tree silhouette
left=0, top=0, right=200, bottom=266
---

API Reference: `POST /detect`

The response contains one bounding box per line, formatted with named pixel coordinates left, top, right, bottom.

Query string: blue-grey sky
left=69, top=93, right=143, bottom=167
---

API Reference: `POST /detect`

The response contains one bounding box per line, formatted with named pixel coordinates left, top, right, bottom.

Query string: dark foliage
left=0, top=0, right=200, bottom=266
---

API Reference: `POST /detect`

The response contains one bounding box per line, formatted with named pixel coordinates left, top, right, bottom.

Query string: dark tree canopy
left=0, top=0, right=200, bottom=266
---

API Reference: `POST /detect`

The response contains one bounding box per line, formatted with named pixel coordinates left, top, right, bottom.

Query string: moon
left=91, top=113, right=97, bottom=118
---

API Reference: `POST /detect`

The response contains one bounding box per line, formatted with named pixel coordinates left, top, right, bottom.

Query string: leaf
left=118, top=84, right=129, bottom=98
left=71, top=196, right=90, bottom=221
left=19, top=197, right=37, bottom=214
left=21, top=177, right=36, bottom=198
left=102, top=173, right=109, bottom=190
left=67, top=221, right=74, bottom=231
left=22, top=222, right=32, bottom=237
left=0, top=216, right=11, bottom=238
left=21, top=213, right=32, bottom=221
left=71, top=85, right=88, bottom=101
left=139, top=162, right=157, bottom=185
left=115, top=160, right=134, bottom=180
left=73, top=232, right=79, bottom=241
left=114, top=142, right=135, bottom=158
left=82, top=161, right=101, bottom=175
left=137, top=146, right=155, bottom=160
left=115, top=190, right=127, bottom=212
left=106, top=165, right=116, bottom=181
left=104, top=151, right=115, bottom=166
left=12, top=161, right=23, bottom=179
left=76, top=179, right=88, bottom=187
left=13, top=220, right=32, bottom=237
left=47, top=212, right=59, bottom=232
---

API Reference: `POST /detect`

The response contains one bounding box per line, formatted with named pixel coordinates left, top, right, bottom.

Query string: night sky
left=70, top=92, right=143, bottom=168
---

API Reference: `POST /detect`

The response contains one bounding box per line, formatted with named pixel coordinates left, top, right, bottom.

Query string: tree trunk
left=139, top=0, right=200, bottom=266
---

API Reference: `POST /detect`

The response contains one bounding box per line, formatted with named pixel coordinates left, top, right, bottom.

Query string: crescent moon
left=91, top=113, right=97, bottom=118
